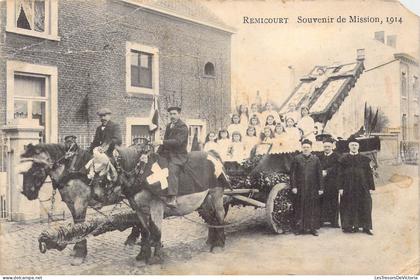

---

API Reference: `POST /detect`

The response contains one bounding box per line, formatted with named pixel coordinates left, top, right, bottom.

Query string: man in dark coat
left=89, top=108, right=122, bottom=156
left=155, top=106, right=189, bottom=207
left=291, top=139, right=323, bottom=236
left=319, top=137, right=340, bottom=227
left=338, top=137, right=375, bottom=235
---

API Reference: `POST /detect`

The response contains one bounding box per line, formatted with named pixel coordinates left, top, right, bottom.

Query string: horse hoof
left=147, top=256, right=163, bottom=265
left=135, top=252, right=147, bottom=262
left=70, top=256, right=85, bottom=266
left=210, top=246, right=224, bottom=254
left=39, top=242, right=47, bottom=254
left=125, top=238, right=137, bottom=247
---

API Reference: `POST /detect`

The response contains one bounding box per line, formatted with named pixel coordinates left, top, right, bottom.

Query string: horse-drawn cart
left=221, top=136, right=380, bottom=234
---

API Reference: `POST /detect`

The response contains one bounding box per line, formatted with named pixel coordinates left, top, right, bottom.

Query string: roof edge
left=121, top=0, right=236, bottom=34
left=394, top=53, right=419, bottom=66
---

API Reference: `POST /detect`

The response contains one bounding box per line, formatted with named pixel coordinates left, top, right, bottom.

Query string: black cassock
left=290, top=153, right=323, bottom=231
left=319, top=152, right=340, bottom=226
left=338, top=153, right=375, bottom=230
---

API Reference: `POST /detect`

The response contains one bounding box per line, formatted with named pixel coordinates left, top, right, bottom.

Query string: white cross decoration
left=146, top=163, right=169, bottom=190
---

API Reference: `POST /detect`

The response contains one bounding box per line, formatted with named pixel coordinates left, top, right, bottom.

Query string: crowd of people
left=203, top=101, right=321, bottom=162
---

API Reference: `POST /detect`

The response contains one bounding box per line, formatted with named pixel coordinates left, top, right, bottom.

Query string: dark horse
left=17, top=143, right=141, bottom=265
left=89, top=141, right=230, bottom=264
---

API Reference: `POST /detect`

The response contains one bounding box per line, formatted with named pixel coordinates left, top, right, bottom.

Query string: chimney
left=357, top=49, right=365, bottom=61
left=386, top=35, right=397, bottom=48
left=374, top=31, right=385, bottom=43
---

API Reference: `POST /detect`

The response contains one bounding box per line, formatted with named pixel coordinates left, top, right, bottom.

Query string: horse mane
left=21, top=143, right=67, bottom=161
left=116, top=146, right=143, bottom=171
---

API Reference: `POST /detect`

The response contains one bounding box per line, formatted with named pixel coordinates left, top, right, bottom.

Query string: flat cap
left=64, top=135, right=77, bottom=141
left=97, top=108, right=112, bottom=116
left=167, top=106, right=181, bottom=113
left=301, top=138, right=313, bottom=146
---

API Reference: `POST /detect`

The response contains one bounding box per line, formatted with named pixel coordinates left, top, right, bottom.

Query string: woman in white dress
left=203, top=132, right=219, bottom=153
left=238, top=104, right=249, bottom=126
left=217, top=129, right=231, bottom=162
left=249, top=103, right=262, bottom=123
left=261, top=101, right=281, bottom=123
left=297, top=106, right=316, bottom=142
left=243, top=126, right=259, bottom=159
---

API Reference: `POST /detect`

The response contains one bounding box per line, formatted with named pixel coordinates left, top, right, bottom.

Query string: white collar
left=324, top=151, right=333, bottom=156
left=349, top=151, right=359, bottom=155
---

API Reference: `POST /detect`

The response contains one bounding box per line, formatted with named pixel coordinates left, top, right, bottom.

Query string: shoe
left=294, top=230, right=303, bottom=235
left=363, top=228, right=373, bottom=235
left=342, top=228, right=352, bottom=233
left=352, top=227, right=360, bottom=233
left=310, top=230, right=319, bottom=236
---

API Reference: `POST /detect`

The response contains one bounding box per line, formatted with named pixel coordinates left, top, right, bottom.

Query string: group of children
left=203, top=102, right=321, bottom=162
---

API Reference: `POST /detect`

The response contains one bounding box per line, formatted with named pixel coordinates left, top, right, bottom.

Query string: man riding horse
left=153, top=105, right=189, bottom=207
left=89, top=108, right=122, bottom=157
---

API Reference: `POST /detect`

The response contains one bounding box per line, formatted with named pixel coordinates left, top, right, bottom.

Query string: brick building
left=0, top=0, right=233, bottom=147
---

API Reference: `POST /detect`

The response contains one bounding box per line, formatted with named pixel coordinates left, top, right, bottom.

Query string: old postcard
left=0, top=0, right=419, bottom=276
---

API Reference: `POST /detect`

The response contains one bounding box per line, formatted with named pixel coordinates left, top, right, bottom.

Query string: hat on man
left=167, top=106, right=181, bottom=113
left=348, top=135, right=360, bottom=144
left=97, top=108, right=112, bottom=116
left=322, top=137, right=335, bottom=144
left=64, top=135, right=77, bottom=141
left=301, top=138, right=313, bottom=146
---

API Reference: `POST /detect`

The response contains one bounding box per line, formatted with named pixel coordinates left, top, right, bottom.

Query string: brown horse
left=89, top=142, right=230, bottom=264
left=17, top=143, right=141, bottom=265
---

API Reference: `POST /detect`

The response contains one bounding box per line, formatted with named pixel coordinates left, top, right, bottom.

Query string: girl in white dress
left=249, top=103, right=262, bottom=123
left=265, top=114, right=277, bottom=132
left=217, top=129, right=230, bottom=162
left=227, top=131, right=246, bottom=162
left=254, top=126, right=275, bottom=156
left=227, top=113, right=246, bottom=136
left=284, top=117, right=302, bottom=152
left=271, top=123, right=288, bottom=153
left=249, top=115, right=262, bottom=136
left=203, top=132, right=219, bottom=153
left=243, top=126, right=259, bottom=159
left=297, top=106, right=316, bottom=142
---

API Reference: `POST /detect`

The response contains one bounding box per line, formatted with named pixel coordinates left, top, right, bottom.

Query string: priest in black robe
left=338, top=137, right=375, bottom=235
left=291, top=139, right=323, bottom=236
left=319, top=138, right=340, bottom=227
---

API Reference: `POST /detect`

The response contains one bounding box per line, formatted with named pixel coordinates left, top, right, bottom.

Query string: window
left=204, top=62, right=215, bottom=77
left=374, top=31, right=385, bottom=43
left=126, top=117, right=156, bottom=146
left=386, top=35, right=397, bottom=48
left=126, top=42, right=159, bottom=95
left=186, top=119, right=206, bottom=152
left=7, top=61, right=58, bottom=142
left=414, top=115, right=419, bottom=140
left=413, top=76, right=419, bottom=101
left=402, top=114, right=407, bottom=141
left=401, top=71, right=407, bottom=98
left=6, top=0, right=59, bottom=41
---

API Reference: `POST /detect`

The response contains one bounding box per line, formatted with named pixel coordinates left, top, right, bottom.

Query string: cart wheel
left=266, top=183, right=289, bottom=234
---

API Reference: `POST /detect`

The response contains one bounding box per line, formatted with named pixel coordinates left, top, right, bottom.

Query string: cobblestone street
left=0, top=164, right=418, bottom=275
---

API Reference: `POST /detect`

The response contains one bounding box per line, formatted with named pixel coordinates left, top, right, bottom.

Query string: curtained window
left=15, top=0, right=46, bottom=32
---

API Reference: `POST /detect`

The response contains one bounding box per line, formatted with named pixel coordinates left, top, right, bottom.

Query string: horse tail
left=206, top=150, right=231, bottom=189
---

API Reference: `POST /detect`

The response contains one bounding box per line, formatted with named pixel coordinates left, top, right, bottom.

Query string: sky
left=203, top=0, right=420, bottom=107
left=399, top=0, right=420, bottom=15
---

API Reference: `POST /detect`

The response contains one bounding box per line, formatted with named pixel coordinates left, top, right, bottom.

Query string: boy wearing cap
left=89, top=108, right=122, bottom=156
left=291, top=139, right=323, bottom=236
left=338, top=137, right=375, bottom=235
left=318, top=137, right=340, bottom=228
left=154, top=106, right=189, bottom=207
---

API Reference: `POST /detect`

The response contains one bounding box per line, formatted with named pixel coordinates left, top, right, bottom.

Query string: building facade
left=0, top=0, right=233, bottom=147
